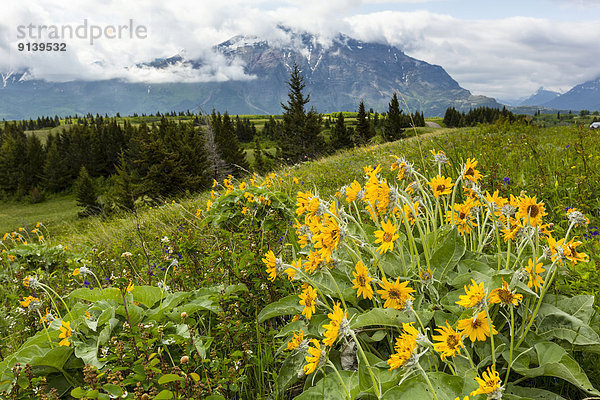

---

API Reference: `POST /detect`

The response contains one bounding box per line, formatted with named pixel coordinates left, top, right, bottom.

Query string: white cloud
left=0, top=1, right=599, bottom=100
left=345, top=12, right=600, bottom=98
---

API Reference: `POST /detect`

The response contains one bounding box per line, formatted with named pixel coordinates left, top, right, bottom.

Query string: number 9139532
left=17, top=42, right=67, bottom=51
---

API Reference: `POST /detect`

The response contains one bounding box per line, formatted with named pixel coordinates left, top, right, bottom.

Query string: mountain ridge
left=0, top=28, right=502, bottom=119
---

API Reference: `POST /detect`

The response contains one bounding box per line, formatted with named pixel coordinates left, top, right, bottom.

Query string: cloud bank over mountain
left=1, top=0, right=599, bottom=99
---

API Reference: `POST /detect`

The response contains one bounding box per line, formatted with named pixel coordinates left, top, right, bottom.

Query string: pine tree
left=253, top=137, right=266, bottom=173
left=43, top=137, right=71, bottom=192
left=279, top=63, right=323, bottom=163
left=383, top=93, right=406, bottom=142
left=356, top=101, right=370, bottom=145
left=111, top=151, right=136, bottom=211
left=330, top=112, right=352, bottom=150
left=215, top=112, right=249, bottom=175
left=75, top=166, right=101, bottom=217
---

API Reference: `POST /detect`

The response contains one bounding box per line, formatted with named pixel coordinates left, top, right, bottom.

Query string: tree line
left=1, top=64, right=430, bottom=215
left=442, top=106, right=520, bottom=128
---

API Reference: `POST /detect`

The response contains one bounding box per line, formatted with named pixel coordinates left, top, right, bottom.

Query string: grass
left=2, top=121, right=600, bottom=399
left=0, top=194, right=78, bottom=233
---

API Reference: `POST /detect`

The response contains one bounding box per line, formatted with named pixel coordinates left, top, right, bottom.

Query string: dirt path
left=426, top=121, right=442, bottom=128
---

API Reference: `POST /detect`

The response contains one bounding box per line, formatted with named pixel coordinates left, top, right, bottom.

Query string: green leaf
left=511, top=341, right=600, bottom=395
left=74, top=338, right=105, bottom=369
left=30, top=345, right=72, bottom=372
left=102, top=384, right=123, bottom=397
left=431, top=228, right=465, bottom=281
left=146, top=292, right=190, bottom=322
left=276, top=351, right=305, bottom=395
left=154, top=390, right=174, bottom=399
left=537, top=302, right=600, bottom=345
left=171, top=296, right=221, bottom=319
left=70, top=387, right=87, bottom=398
left=132, top=285, right=163, bottom=308
left=505, top=384, right=567, bottom=400
left=158, top=374, right=183, bottom=385
left=258, top=294, right=303, bottom=323
left=69, top=287, right=122, bottom=303
left=351, top=308, right=411, bottom=329
left=382, top=372, right=468, bottom=400
left=296, top=370, right=359, bottom=399
left=275, top=320, right=307, bottom=338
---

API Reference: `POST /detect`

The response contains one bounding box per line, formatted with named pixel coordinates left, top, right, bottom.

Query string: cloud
left=0, top=1, right=599, bottom=100
left=345, top=11, right=600, bottom=98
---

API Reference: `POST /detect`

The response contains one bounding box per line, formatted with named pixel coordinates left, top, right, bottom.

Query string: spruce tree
left=43, top=138, right=70, bottom=192
left=253, top=137, right=266, bottom=173
left=279, top=63, right=323, bottom=163
left=215, top=112, right=249, bottom=175
left=75, top=166, right=101, bottom=217
left=356, top=101, right=370, bottom=145
left=383, top=93, right=406, bottom=142
left=330, top=112, right=352, bottom=150
left=111, top=151, right=136, bottom=211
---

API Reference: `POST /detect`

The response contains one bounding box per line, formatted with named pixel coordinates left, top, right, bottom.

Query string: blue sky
left=1, top=0, right=599, bottom=100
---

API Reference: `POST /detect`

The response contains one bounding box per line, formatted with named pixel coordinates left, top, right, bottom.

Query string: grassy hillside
left=2, top=122, right=600, bottom=399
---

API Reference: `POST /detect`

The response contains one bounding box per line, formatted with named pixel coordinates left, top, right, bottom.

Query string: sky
left=1, top=0, right=600, bottom=101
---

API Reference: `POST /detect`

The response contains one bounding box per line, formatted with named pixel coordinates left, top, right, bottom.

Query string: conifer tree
left=253, top=137, right=266, bottom=173
left=330, top=112, right=352, bottom=150
left=383, top=93, right=406, bottom=142
left=75, top=166, right=101, bottom=217
left=356, top=101, right=370, bottom=144
left=43, top=138, right=71, bottom=192
left=215, top=111, right=249, bottom=175
left=279, top=63, right=323, bottom=163
left=111, top=151, right=136, bottom=211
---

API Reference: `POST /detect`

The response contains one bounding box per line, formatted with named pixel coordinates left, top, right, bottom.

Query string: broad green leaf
left=74, top=338, right=104, bottom=369
left=102, top=384, right=123, bottom=397
left=350, top=308, right=411, bottom=329
left=132, top=285, right=164, bottom=308
left=70, top=387, right=87, bottom=398
left=296, top=370, right=360, bottom=400
left=146, top=292, right=190, bottom=322
left=537, top=303, right=600, bottom=345
left=431, top=228, right=465, bottom=281
left=30, top=345, right=72, bottom=372
left=382, top=372, right=468, bottom=400
left=258, top=294, right=304, bottom=323
left=505, top=384, right=566, bottom=400
left=69, top=287, right=122, bottom=303
left=511, top=341, right=600, bottom=395
left=275, top=320, right=307, bottom=338
left=158, top=374, right=183, bottom=384
left=154, top=390, right=174, bottom=399
left=275, top=351, right=305, bottom=395
left=170, top=296, right=221, bottom=319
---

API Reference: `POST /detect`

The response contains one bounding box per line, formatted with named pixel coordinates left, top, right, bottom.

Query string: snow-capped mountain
left=0, top=28, right=501, bottom=119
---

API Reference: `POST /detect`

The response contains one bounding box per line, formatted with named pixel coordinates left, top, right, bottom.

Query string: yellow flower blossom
left=352, top=261, right=373, bottom=299
left=299, top=285, right=317, bottom=320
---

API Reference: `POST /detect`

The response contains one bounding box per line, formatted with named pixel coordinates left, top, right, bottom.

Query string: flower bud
left=181, top=312, right=187, bottom=319
left=180, top=356, right=189, bottom=364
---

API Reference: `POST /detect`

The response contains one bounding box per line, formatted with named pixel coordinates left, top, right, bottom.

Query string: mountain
left=543, top=77, right=600, bottom=111
left=519, top=87, right=561, bottom=106
left=0, top=29, right=502, bottom=119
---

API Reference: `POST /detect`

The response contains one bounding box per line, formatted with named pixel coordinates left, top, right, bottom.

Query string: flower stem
left=417, top=362, right=439, bottom=400
left=505, top=306, right=515, bottom=382
left=349, top=330, right=381, bottom=398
